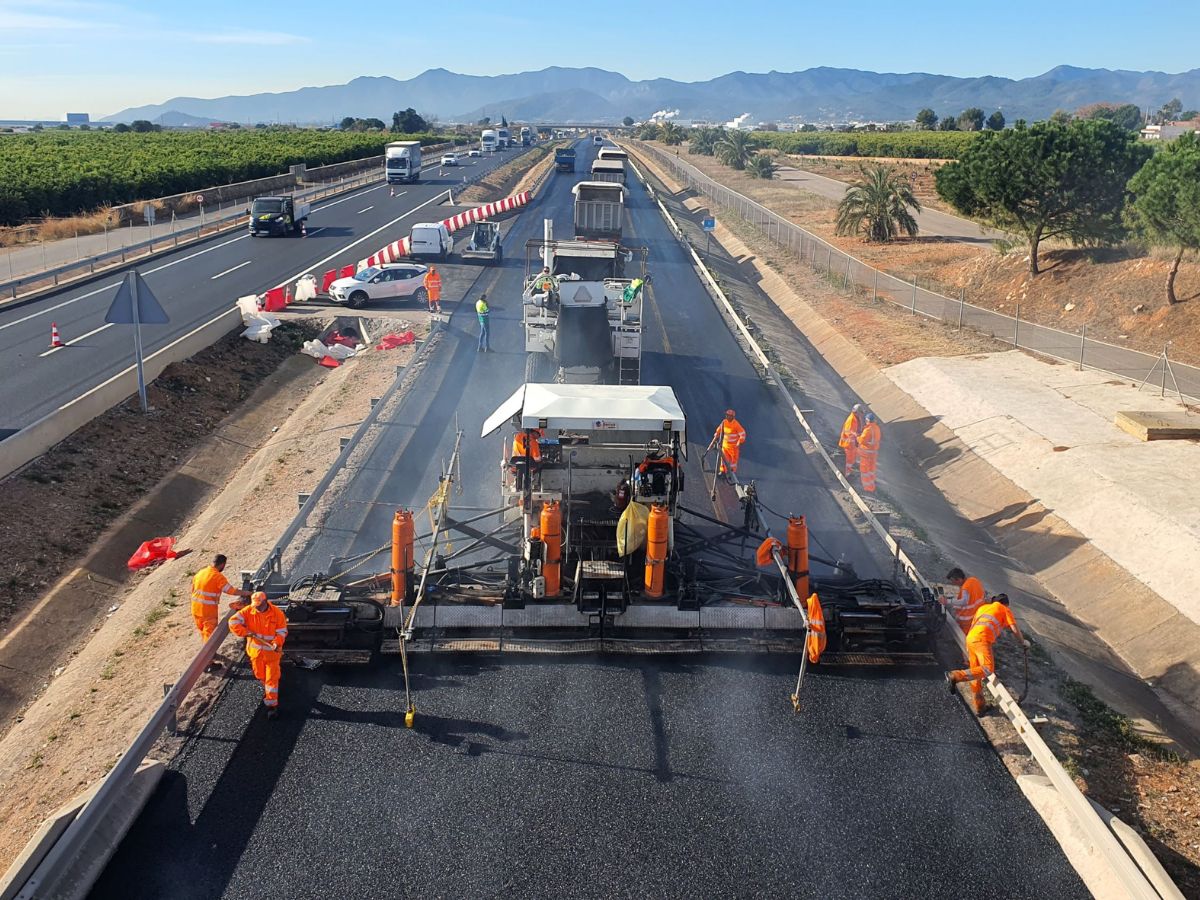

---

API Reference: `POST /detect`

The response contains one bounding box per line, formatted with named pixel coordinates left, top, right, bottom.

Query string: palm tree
left=835, top=164, right=921, bottom=242
left=746, top=152, right=777, bottom=179
left=688, top=126, right=723, bottom=156
left=716, top=130, right=755, bottom=170
left=658, top=122, right=684, bottom=145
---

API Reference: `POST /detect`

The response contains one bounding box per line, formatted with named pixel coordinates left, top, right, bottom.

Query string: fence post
left=826, top=246, right=832, bottom=273
left=1014, top=302, right=1020, bottom=346
left=873, top=268, right=878, bottom=302
left=1078, top=325, right=1086, bottom=371
left=958, top=288, right=965, bottom=330
left=911, top=282, right=917, bottom=315
left=846, top=255, right=852, bottom=292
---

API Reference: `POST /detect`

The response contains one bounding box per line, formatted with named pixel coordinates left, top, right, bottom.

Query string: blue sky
left=2, top=0, right=1197, bottom=119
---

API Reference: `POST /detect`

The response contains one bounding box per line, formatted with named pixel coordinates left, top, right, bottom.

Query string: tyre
left=347, top=290, right=369, bottom=309
left=525, top=352, right=556, bottom=383
left=414, top=288, right=428, bottom=306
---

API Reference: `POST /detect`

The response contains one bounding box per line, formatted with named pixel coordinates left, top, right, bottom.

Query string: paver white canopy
left=482, top=383, right=686, bottom=441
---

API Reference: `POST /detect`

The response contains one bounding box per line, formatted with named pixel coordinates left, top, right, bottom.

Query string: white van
left=409, top=222, right=453, bottom=259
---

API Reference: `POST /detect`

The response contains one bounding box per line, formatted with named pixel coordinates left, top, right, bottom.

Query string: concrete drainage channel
left=624, top=148, right=1183, bottom=900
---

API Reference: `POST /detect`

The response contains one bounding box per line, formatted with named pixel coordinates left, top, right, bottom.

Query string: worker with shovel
left=947, top=593, right=1028, bottom=715
left=710, top=409, right=746, bottom=481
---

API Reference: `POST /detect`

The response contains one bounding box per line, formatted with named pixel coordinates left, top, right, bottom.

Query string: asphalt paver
left=92, top=142, right=1087, bottom=899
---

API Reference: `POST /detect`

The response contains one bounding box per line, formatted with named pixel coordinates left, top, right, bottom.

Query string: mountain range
left=105, top=65, right=1200, bottom=126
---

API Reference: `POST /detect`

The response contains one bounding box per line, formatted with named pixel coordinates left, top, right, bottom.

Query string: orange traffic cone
left=49, top=322, right=65, bottom=348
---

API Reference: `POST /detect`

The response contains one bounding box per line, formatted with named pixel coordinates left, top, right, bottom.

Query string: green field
left=0, top=130, right=453, bottom=225
left=752, top=130, right=981, bottom=159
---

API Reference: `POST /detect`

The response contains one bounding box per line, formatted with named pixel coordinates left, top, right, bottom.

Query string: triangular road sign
left=105, top=271, right=170, bottom=325
left=571, top=284, right=594, bottom=303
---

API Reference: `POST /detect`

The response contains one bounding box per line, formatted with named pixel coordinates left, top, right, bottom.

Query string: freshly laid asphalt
left=0, top=147, right=525, bottom=433
left=92, top=142, right=1086, bottom=899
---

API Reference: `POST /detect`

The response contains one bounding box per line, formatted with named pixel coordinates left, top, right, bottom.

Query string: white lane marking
left=210, top=260, right=252, bottom=280
left=357, top=206, right=374, bottom=214
left=38, top=321, right=114, bottom=357
left=390, top=191, right=408, bottom=199
left=143, top=234, right=247, bottom=276
left=0, top=280, right=122, bottom=333
left=305, top=227, right=325, bottom=236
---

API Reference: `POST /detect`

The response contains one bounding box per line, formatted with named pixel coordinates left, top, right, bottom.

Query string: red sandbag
left=375, top=331, right=416, bottom=351
left=318, top=355, right=342, bottom=368
left=127, top=537, right=177, bottom=570
left=326, top=331, right=359, bottom=349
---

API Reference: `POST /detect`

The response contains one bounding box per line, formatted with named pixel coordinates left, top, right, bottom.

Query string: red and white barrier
left=356, top=191, right=531, bottom=271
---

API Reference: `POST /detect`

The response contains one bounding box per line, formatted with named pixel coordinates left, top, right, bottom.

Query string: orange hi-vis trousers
left=950, top=638, right=995, bottom=712
left=193, top=613, right=217, bottom=642
left=251, top=651, right=282, bottom=708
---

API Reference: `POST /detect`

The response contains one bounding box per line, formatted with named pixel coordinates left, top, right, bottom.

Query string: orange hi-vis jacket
left=838, top=411, right=862, bottom=450
left=424, top=269, right=442, bottom=299
left=715, top=417, right=746, bottom=451
left=512, top=430, right=542, bottom=462
left=951, top=577, right=986, bottom=631
left=191, top=565, right=232, bottom=622
left=967, top=601, right=1017, bottom=647
left=229, top=601, right=288, bottom=658
left=857, top=421, right=881, bottom=457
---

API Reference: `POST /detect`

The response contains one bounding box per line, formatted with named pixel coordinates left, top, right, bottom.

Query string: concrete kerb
left=625, top=148, right=1172, bottom=900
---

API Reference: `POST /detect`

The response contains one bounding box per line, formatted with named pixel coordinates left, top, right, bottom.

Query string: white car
left=441, top=153, right=459, bottom=166
left=328, top=263, right=429, bottom=309
left=468, top=148, right=481, bottom=157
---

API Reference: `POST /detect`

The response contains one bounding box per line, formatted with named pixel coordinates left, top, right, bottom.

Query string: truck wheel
left=525, top=352, right=555, bottom=383
left=347, top=291, right=369, bottom=309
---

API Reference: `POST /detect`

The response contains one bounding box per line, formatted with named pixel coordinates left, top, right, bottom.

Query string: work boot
left=265, top=706, right=279, bottom=721
left=972, top=694, right=987, bottom=716
left=205, top=661, right=223, bottom=674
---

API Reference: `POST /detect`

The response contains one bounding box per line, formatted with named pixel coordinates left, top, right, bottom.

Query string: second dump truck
left=555, top=147, right=577, bottom=173
left=572, top=182, right=625, bottom=241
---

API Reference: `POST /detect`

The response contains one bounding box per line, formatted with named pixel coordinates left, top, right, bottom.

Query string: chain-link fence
left=634, top=142, right=1199, bottom=404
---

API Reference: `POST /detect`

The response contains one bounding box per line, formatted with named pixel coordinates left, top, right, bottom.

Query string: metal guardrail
left=632, top=141, right=1200, bottom=405
left=627, top=149, right=1173, bottom=899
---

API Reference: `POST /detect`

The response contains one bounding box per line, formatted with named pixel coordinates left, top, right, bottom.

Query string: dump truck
left=589, top=158, right=626, bottom=184
left=555, top=147, right=577, bottom=173
left=573, top=182, right=625, bottom=241
left=523, top=220, right=644, bottom=386
left=461, top=220, right=502, bottom=264
left=247, top=195, right=310, bottom=236
left=520, top=126, right=532, bottom=147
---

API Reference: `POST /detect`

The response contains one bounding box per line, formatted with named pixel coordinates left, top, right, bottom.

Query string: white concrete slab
left=885, top=351, right=1200, bottom=626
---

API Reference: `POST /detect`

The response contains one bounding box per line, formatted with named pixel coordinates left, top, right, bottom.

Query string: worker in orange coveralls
left=424, top=265, right=443, bottom=314
left=711, top=409, right=746, bottom=480
left=838, top=404, right=864, bottom=475
left=191, top=554, right=251, bottom=671
left=947, top=593, right=1028, bottom=715
left=229, top=591, right=288, bottom=720
left=857, top=412, right=882, bottom=492
left=945, top=567, right=986, bottom=634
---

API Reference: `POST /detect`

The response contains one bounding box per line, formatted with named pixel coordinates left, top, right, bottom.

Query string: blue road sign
left=702, top=218, right=715, bottom=232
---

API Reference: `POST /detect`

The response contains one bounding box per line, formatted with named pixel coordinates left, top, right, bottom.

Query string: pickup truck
left=555, top=147, right=576, bottom=173
left=247, top=195, right=310, bottom=236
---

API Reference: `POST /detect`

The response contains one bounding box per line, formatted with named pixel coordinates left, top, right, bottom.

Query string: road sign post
left=702, top=217, right=715, bottom=258
left=105, top=271, right=170, bottom=413
left=195, top=194, right=205, bottom=228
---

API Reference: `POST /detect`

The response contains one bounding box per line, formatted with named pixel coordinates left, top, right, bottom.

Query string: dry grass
left=0, top=206, right=118, bottom=247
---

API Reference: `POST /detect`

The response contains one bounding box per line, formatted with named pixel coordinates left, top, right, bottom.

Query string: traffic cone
left=49, top=323, right=65, bottom=348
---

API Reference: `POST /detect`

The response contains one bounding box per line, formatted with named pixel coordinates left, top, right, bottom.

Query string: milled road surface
left=92, top=142, right=1086, bottom=899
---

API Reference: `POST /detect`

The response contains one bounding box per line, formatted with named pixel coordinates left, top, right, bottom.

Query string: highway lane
left=92, top=142, right=1086, bottom=898
left=0, top=148, right=525, bottom=433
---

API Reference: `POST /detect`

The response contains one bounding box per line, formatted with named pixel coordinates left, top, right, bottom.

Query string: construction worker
left=838, top=403, right=864, bottom=475
left=229, top=590, right=288, bottom=720
left=510, top=426, right=543, bottom=492
left=533, top=266, right=556, bottom=295
left=945, top=567, right=986, bottom=633
left=947, top=593, right=1027, bottom=715
left=635, top=442, right=676, bottom=497
left=190, top=554, right=251, bottom=671
left=857, top=412, right=881, bottom=492
left=423, top=265, right=442, bottom=314
left=711, top=408, right=746, bottom=480
left=476, top=292, right=491, bottom=352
